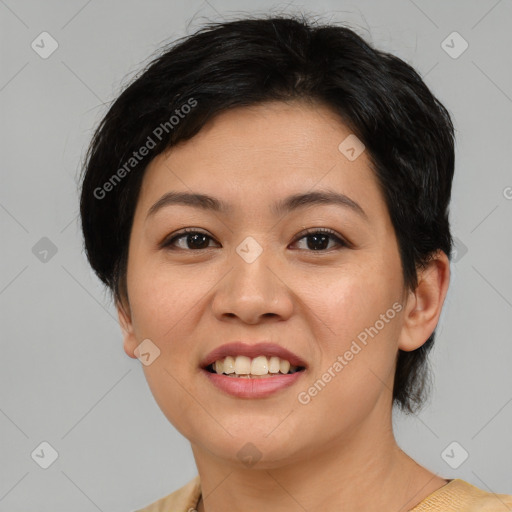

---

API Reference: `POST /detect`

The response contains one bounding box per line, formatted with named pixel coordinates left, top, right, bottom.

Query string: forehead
left=136, top=101, right=384, bottom=222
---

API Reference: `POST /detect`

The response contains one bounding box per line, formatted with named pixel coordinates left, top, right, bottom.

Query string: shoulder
left=411, top=479, right=512, bottom=511
left=133, top=475, right=201, bottom=512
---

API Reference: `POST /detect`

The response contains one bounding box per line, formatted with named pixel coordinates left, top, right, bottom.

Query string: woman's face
left=119, top=101, right=424, bottom=467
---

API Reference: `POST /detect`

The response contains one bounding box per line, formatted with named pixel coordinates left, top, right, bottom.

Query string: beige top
left=134, top=476, right=512, bottom=511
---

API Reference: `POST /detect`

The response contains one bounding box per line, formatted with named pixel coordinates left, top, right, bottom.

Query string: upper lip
left=200, top=342, right=308, bottom=369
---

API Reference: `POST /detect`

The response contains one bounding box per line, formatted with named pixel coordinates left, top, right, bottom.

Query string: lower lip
left=201, top=368, right=305, bottom=398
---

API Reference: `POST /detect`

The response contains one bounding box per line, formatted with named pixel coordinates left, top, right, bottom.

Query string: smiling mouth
left=204, top=355, right=306, bottom=378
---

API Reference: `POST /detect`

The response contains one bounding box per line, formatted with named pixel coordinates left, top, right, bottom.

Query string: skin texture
left=117, top=100, right=451, bottom=512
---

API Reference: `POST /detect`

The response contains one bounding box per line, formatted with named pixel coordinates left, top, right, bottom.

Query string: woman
left=79, top=14, right=512, bottom=512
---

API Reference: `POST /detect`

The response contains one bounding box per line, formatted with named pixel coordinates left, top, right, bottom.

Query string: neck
left=192, top=403, right=446, bottom=512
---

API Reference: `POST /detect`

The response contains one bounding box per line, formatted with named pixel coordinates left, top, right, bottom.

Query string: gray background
left=1, top=0, right=511, bottom=510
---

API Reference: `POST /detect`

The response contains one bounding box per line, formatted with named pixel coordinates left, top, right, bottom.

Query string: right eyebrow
left=147, top=192, right=230, bottom=219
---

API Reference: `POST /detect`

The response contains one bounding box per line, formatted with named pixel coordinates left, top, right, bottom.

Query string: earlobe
left=397, top=250, right=451, bottom=352
left=116, top=300, right=139, bottom=359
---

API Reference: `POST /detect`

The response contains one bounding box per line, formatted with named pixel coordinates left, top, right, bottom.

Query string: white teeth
left=251, top=356, right=268, bottom=375
left=223, top=355, right=235, bottom=374
left=268, top=356, right=280, bottom=374
left=234, top=355, right=251, bottom=375
left=210, top=355, right=301, bottom=376
left=279, top=359, right=290, bottom=374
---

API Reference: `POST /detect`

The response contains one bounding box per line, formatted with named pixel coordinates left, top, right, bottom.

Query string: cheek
left=128, top=265, right=208, bottom=439
left=310, top=268, right=402, bottom=396
left=142, top=363, right=204, bottom=442
left=313, top=265, right=400, bottom=341
left=127, top=257, right=204, bottom=340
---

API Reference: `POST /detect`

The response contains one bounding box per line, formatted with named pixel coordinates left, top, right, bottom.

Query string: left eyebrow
left=271, top=190, right=368, bottom=220
left=146, top=189, right=368, bottom=221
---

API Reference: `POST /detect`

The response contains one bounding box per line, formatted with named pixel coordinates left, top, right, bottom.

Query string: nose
left=210, top=238, right=294, bottom=325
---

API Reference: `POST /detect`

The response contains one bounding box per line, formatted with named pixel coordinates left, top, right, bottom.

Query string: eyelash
left=161, top=227, right=348, bottom=252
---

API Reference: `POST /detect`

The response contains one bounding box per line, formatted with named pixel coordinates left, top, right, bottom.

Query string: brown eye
left=162, top=229, right=219, bottom=250
left=292, top=228, right=347, bottom=251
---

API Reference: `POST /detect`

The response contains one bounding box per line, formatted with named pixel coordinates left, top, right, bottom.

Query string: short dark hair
left=79, top=13, right=455, bottom=414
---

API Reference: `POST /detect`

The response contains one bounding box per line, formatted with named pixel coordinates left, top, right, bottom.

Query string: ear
left=116, top=298, right=139, bottom=359
left=397, top=250, right=451, bottom=352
